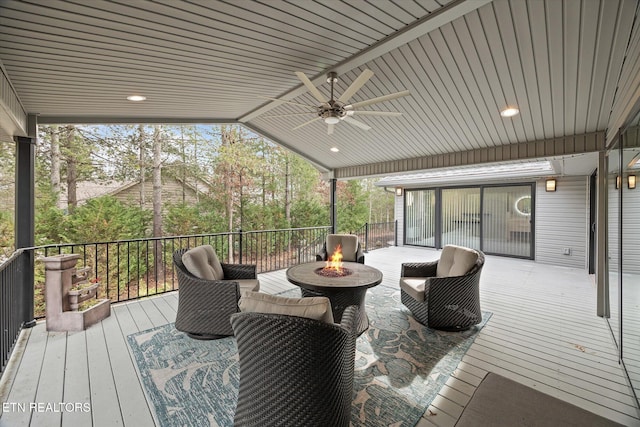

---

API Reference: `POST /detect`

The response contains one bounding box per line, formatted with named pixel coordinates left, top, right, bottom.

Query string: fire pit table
left=286, top=261, right=383, bottom=336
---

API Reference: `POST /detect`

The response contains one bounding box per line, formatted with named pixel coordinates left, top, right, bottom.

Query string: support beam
left=329, top=178, right=337, bottom=234
left=14, top=114, right=37, bottom=327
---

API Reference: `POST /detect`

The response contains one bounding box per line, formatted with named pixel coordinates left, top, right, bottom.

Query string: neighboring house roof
left=58, top=181, right=124, bottom=209
left=58, top=173, right=211, bottom=209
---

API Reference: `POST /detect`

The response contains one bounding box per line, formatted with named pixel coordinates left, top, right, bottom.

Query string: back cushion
left=327, top=234, right=358, bottom=262
left=437, top=245, right=478, bottom=277
left=239, top=291, right=334, bottom=324
left=181, top=245, right=224, bottom=280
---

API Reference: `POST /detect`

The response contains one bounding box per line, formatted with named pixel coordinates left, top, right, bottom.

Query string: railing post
left=394, top=220, right=398, bottom=246
left=15, top=131, right=37, bottom=328
left=364, top=223, right=369, bottom=253
left=238, top=229, right=243, bottom=264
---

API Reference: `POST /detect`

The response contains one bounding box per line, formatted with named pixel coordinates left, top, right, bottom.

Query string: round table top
left=286, top=261, right=383, bottom=291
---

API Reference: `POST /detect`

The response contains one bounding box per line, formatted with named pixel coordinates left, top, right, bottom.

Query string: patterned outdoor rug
left=127, top=286, right=491, bottom=427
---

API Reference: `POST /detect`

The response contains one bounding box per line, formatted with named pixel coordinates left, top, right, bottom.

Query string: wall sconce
left=395, top=187, right=403, bottom=196
left=616, top=175, right=621, bottom=190
left=629, top=175, right=637, bottom=190
left=545, top=179, right=556, bottom=192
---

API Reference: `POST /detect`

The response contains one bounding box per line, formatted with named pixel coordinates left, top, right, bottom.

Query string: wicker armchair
left=400, top=245, right=485, bottom=330
left=316, top=233, right=365, bottom=264
left=173, top=248, right=258, bottom=339
left=231, top=305, right=358, bottom=427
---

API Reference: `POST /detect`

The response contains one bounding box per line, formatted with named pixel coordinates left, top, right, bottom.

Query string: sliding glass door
left=404, top=184, right=534, bottom=258
left=483, top=185, right=533, bottom=257
left=441, top=188, right=481, bottom=249
left=404, top=189, right=436, bottom=246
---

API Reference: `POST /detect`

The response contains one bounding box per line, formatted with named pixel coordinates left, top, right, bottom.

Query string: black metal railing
left=31, top=226, right=332, bottom=319
left=352, top=221, right=397, bottom=252
left=1, top=250, right=26, bottom=377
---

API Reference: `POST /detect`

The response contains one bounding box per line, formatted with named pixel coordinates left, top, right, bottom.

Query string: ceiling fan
left=261, top=69, right=410, bottom=135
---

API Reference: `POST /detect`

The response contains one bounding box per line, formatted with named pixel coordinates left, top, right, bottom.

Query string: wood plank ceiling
left=0, top=0, right=638, bottom=176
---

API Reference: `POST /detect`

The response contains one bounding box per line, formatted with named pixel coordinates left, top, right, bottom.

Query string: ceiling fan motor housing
left=318, top=100, right=347, bottom=120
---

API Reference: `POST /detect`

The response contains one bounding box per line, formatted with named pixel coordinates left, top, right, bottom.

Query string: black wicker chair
left=316, top=234, right=365, bottom=264
left=231, top=305, right=358, bottom=427
left=400, top=245, right=485, bottom=330
left=173, top=248, right=258, bottom=340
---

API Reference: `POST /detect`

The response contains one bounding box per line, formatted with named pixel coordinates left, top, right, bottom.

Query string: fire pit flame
left=316, top=244, right=353, bottom=277
left=325, top=244, right=343, bottom=272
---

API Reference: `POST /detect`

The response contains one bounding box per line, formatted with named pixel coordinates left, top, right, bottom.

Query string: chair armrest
left=356, top=244, right=365, bottom=264
left=221, top=263, right=257, bottom=279
left=339, top=305, right=359, bottom=335
left=316, top=245, right=328, bottom=261
left=175, top=274, right=241, bottom=334
left=401, top=261, right=438, bottom=278
left=423, top=271, right=482, bottom=328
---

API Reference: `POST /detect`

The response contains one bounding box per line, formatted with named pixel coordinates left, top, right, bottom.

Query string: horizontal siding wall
left=535, top=176, right=589, bottom=268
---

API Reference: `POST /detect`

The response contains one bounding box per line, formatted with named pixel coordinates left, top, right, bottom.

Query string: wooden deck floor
left=1, top=246, right=639, bottom=426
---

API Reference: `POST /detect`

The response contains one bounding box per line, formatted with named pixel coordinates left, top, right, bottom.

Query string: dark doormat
left=455, top=372, right=624, bottom=427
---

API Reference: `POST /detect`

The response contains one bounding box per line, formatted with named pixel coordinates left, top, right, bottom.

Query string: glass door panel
left=622, top=127, right=640, bottom=402
left=404, top=189, right=436, bottom=246
left=483, top=185, right=532, bottom=257
left=441, top=188, right=481, bottom=250
left=608, top=144, right=621, bottom=346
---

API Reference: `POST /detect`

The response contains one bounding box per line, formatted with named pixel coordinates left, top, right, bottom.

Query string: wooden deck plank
left=85, top=323, right=123, bottom=427
left=444, top=376, right=475, bottom=397
left=125, top=301, right=154, bottom=333
left=61, top=331, right=92, bottom=427
left=0, top=326, right=47, bottom=427
left=30, top=332, right=66, bottom=427
left=102, top=304, right=155, bottom=427
left=137, top=298, right=171, bottom=328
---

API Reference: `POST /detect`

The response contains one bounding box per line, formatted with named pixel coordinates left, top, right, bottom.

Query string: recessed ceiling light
left=500, top=107, right=519, bottom=117
left=330, top=147, right=339, bottom=152
left=127, top=95, right=146, bottom=102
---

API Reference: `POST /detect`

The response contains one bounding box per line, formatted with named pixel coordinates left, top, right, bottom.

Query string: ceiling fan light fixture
left=500, top=106, right=519, bottom=117
left=324, top=116, right=340, bottom=125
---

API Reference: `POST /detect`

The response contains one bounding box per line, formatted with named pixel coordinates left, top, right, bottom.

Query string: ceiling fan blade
left=258, top=96, right=317, bottom=109
left=337, top=69, right=374, bottom=104
left=295, top=72, right=328, bottom=104
left=292, top=116, right=322, bottom=131
left=346, top=90, right=411, bottom=109
left=327, top=123, right=335, bottom=135
left=343, top=116, right=371, bottom=131
left=347, top=110, right=402, bottom=117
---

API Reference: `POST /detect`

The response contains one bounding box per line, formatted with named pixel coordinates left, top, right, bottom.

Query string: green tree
left=337, top=180, right=369, bottom=233
left=35, top=183, right=68, bottom=245
left=66, top=196, right=151, bottom=243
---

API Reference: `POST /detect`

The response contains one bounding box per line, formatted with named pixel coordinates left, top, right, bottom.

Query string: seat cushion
left=181, top=245, right=224, bottom=280
left=238, top=291, right=334, bottom=323
left=236, top=279, right=260, bottom=293
left=437, top=245, right=479, bottom=277
left=327, top=234, right=359, bottom=262
left=399, top=277, right=428, bottom=302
